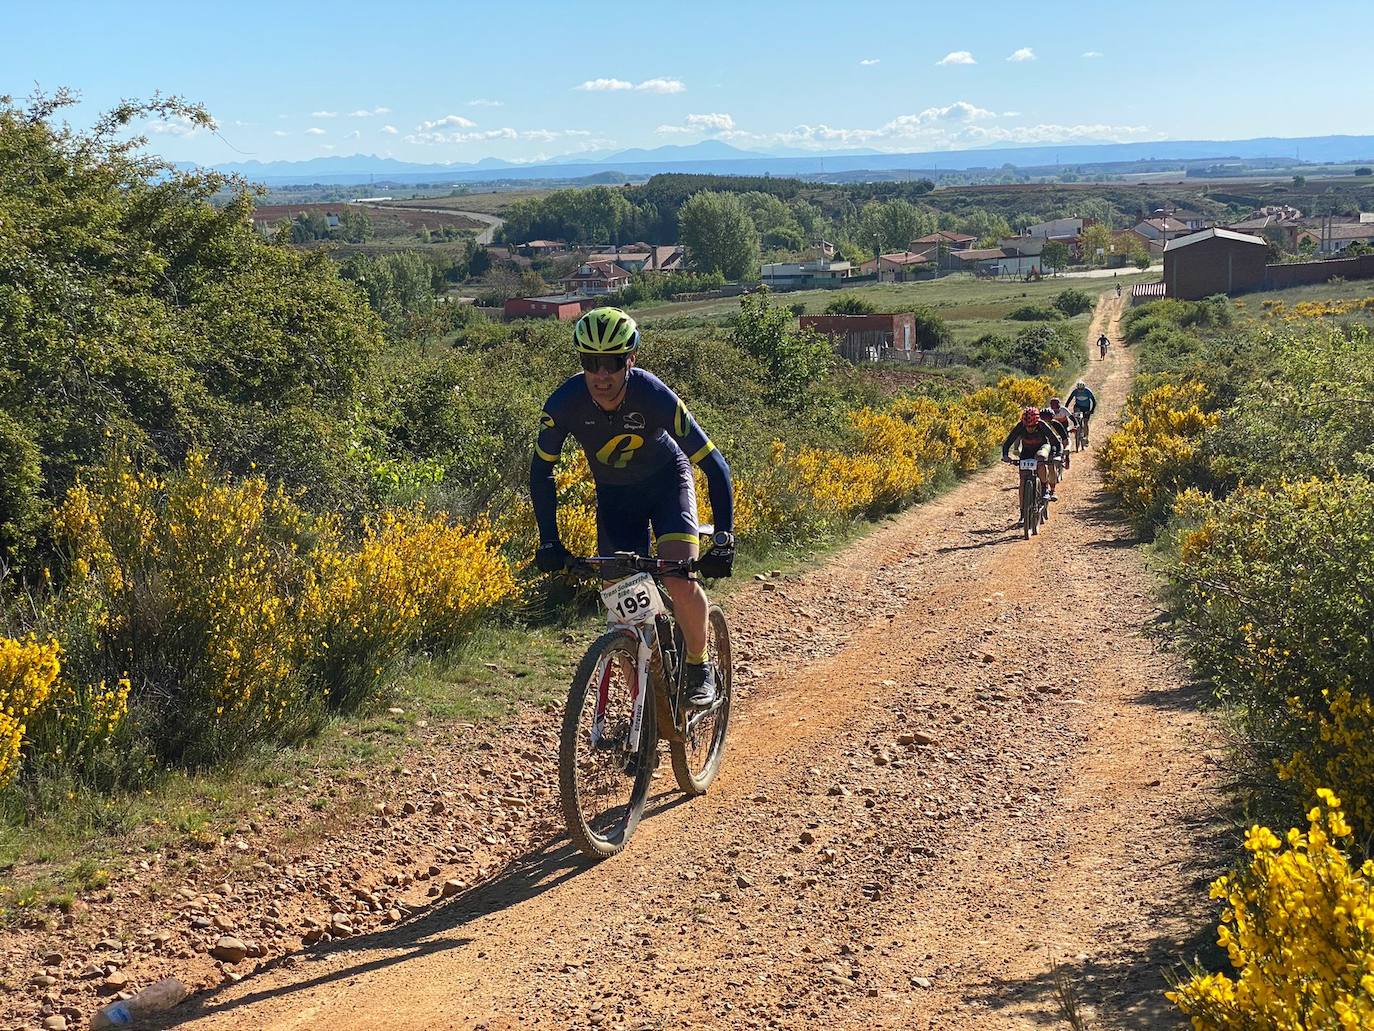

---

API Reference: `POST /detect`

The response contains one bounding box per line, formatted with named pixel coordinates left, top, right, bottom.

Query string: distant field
left=252, top=202, right=483, bottom=236
left=387, top=190, right=553, bottom=215
left=635, top=271, right=1152, bottom=333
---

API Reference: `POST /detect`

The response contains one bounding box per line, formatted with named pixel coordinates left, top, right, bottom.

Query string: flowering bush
left=1100, top=381, right=1219, bottom=527
left=41, top=452, right=518, bottom=771
left=1169, top=790, right=1374, bottom=1030
left=0, top=637, right=61, bottom=788
left=1171, top=475, right=1374, bottom=839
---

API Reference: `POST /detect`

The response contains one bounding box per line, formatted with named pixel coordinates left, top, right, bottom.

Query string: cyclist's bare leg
left=657, top=538, right=708, bottom=658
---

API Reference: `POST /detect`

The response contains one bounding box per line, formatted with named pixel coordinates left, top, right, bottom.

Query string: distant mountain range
left=201, top=135, right=1374, bottom=187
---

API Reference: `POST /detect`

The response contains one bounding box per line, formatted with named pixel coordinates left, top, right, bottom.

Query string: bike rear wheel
left=559, top=631, right=657, bottom=859
left=670, top=605, right=733, bottom=795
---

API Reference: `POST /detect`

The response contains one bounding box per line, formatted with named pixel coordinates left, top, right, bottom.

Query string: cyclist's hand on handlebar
left=696, top=545, right=735, bottom=579
left=534, top=541, right=571, bottom=573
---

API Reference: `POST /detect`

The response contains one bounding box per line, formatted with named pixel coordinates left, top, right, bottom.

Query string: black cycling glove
left=535, top=541, right=570, bottom=573
left=696, top=545, right=735, bottom=579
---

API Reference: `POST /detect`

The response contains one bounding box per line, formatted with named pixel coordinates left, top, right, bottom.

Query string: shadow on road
left=964, top=886, right=1227, bottom=1030
left=157, top=791, right=691, bottom=1026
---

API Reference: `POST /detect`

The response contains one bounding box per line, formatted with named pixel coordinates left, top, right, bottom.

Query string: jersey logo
left=539, top=412, right=555, bottom=431
left=674, top=400, right=689, bottom=437
left=622, top=411, right=645, bottom=430
left=595, top=433, right=644, bottom=469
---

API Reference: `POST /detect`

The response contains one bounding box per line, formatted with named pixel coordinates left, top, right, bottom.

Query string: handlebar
left=567, top=553, right=698, bottom=580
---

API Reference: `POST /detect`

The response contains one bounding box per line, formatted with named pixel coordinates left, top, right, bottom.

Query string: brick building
left=800, top=313, right=919, bottom=362
left=503, top=294, right=593, bottom=321
left=1163, top=228, right=1267, bottom=300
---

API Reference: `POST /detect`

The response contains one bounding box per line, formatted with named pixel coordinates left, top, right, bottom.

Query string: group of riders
left=530, top=305, right=1105, bottom=715
left=999, top=380, right=1097, bottom=525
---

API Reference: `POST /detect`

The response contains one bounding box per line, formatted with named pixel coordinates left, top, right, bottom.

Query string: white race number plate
left=1019, top=458, right=1039, bottom=470
left=601, top=573, right=665, bottom=626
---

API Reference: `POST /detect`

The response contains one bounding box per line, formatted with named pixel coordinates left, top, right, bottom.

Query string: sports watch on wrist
left=711, top=530, right=734, bottom=549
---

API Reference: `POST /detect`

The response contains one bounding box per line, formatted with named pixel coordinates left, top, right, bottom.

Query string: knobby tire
left=670, top=605, right=733, bottom=795
left=559, top=630, right=657, bottom=859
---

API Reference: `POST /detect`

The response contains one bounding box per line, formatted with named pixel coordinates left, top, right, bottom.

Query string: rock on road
left=161, top=296, right=1223, bottom=1031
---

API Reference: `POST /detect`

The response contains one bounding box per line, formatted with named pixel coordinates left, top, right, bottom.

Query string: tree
left=1080, top=224, right=1115, bottom=268
left=730, top=290, right=834, bottom=410
left=859, top=199, right=935, bottom=253
left=1120, top=231, right=1151, bottom=268
left=1041, top=240, right=1071, bottom=273
left=678, top=191, right=760, bottom=280
left=1292, top=175, right=1307, bottom=187
left=1356, top=167, right=1373, bottom=177
left=1134, top=254, right=1153, bottom=270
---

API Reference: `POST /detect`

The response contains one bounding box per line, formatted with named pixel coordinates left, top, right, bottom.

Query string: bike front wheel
left=559, top=630, right=657, bottom=859
left=670, top=605, right=733, bottom=795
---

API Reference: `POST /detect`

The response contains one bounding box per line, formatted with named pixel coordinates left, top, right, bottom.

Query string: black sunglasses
left=580, top=353, right=629, bottom=374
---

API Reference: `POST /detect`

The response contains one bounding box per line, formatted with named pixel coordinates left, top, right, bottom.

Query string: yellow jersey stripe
left=688, top=441, right=716, bottom=464
left=534, top=445, right=559, bottom=463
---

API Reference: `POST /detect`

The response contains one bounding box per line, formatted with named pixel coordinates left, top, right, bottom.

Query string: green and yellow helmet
left=573, top=306, right=640, bottom=355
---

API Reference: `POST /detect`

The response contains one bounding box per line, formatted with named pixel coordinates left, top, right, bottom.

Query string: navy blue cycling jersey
left=535, top=368, right=714, bottom=486
left=530, top=367, right=734, bottom=549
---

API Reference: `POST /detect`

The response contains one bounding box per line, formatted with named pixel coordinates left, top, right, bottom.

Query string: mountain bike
left=1072, top=415, right=1085, bottom=453
left=1076, top=409, right=1092, bottom=448
left=1010, top=456, right=1048, bottom=539
left=558, top=549, right=732, bottom=859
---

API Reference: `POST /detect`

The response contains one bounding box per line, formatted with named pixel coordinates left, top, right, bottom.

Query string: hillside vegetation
left=1097, top=294, right=1374, bottom=1027
left=0, top=95, right=1065, bottom=837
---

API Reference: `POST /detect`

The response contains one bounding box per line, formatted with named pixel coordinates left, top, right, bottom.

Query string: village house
left=911, top=231, right=977, bottom=271
left=759, top=257, right=855, bottom=289
left=859, top=250, right=936, bottom=282
left=587, top=244, right=685, bottom=273
left=519, top=240, right=567, bottom=257
left=560, top=260, right=633, bottom=296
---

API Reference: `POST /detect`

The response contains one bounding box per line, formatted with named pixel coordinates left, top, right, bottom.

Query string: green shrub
left=1052, top=288, right=1094, bottom=316
left=824, top=293, right=876, bottom=315
left=1006, top=304, right=1063, bottom=321
left=891, top=303, right=952, bottom=350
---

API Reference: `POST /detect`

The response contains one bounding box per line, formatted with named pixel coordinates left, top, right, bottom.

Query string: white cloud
left=305, top=127, right=327, bottom=136
left=936, top=50, right=976, bottom=65
left=381, top=124, right=398, bottom=135
left=404, top=126, right=591, bottom=146
left=859, top=58, right=881, bottom=66
left=1082, top=50, right=1103, bottom=58
left=577, top=78, right=634, bottom=91
left=657, top=112, right=735, bottom=135
left=576, top=77, right=685, bottom=93
left=321, top=144, right=335, bottom=150
left=310, top=110, right=338, bottom=118
left=1002, top=110, right=1022, bottom=117
left=273, top=129, right=289, bottom=137
left=1007, top=47, right=1036, bottom=62
left=146, top=114, right=204, bottom=137
left=717, top=102, right=1149, bottom=152
left=418, top=114, right=478, bottom=131
left=636, top=77, right=686, bottom=94
left=347, top=106, right=390, bottom=117
left=468, top=98, right=503, bottom=107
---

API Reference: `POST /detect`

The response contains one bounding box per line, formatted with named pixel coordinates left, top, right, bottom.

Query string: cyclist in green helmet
left=531, top=307, right=735, bottom=708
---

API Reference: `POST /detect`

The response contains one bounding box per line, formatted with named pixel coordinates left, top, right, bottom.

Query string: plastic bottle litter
left=90, top=976, right=189, bottom=1029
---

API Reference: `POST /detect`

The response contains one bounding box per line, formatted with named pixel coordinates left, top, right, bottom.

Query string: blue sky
left=5, top=0, right=1373, bottom=165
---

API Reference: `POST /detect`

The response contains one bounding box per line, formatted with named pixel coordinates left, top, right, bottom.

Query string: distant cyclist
left=1068, top=380, right=1097, bottom=446
left=1097, top=332, right=1110, bottom=360
left=1002, top=407, right=1063, bottom=519
left=531, top=307, right=735, bottom=708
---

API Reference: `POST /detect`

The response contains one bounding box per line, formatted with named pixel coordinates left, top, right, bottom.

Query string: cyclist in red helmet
left=1001, top=406, right=1063, bottom=523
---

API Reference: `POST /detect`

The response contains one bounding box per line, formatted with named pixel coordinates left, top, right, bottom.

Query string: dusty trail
left=165, top=296, right=1223, bottom=1030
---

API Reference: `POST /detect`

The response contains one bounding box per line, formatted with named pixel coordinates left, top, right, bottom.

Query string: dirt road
left=159, top=296, right=1222, bottom=1030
